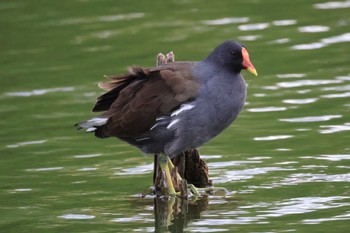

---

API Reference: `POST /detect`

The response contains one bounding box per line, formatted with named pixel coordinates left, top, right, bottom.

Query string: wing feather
left=93, top=62, right=198, bottom=138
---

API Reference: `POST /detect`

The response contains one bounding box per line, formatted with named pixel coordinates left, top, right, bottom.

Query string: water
left=1, top=0, right=350, bottom=232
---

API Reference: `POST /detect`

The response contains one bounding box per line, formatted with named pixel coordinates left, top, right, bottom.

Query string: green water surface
left=1, top=0, right=350, bottom=232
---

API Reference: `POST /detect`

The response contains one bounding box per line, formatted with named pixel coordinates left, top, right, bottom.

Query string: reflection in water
left=117, top=196, right=217, bottom=233
left=153, top=196, right=209, bottom=233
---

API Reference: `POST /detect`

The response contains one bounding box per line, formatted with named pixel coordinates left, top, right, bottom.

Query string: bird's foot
left=155, top=154, right=229, bottom=197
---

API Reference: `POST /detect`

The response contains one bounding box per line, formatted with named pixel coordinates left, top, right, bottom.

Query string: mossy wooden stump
left=152, top=52, right=212, bottom=197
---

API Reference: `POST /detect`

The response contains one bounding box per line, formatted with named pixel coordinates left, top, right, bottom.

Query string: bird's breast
left=196, top=72, right=247, bottom=135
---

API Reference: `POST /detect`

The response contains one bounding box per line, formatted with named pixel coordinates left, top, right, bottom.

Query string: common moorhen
left=77, top=40, right=257, bottom=195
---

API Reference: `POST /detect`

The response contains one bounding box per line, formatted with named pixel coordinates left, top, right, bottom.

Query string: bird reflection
left=153, top=196, right=209, bottom=233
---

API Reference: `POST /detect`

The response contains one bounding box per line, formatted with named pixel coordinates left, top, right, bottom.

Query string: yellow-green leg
left=159, top=154, right=177, bottom=196
left=159, top=155, right=229, bottom=197
left=167, top=157, right=201, bottom=196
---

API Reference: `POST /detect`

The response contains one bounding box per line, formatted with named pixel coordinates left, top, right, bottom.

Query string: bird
left=76, top=40, right=257, bottom=196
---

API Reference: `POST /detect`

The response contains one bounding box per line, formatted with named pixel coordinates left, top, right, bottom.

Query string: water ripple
left=247, top=107, right=287, bottom=112
left=209, top=160, right=261, bottom=169
left=319, top=123, right=350, bottom=134
left=302, top=154, right=350, bottom=161
left=202, top=17, right=249, bottom=25
left=292, top=32, right=350, bottom=50
left=49, top=13, right=145, bottom=26
left=321, top=92, right=350, bottom=98
left=26, top=167, right=63, bottom=172
left=9, top=188, right=32, bottom=193
left=322, top=84, right=350, bottom=91
left=269, top=38, right=290, bottom=44
left=78, top=168, right=98, bottom=171
left=114, top=163, right=153, bottom=175
left=283, top=98, right=318, bottom=104
left=303, top=211, right=350, bottom=224
left=254, top=135, right=293, bottom=141
left=74, top=153, right=102, bottom=158
left=298, top=25, right=330, bottom=33
left=238, top=35, right=261, bottom=41
left=276, top=73, right=306, bottom=78
left=258, top=196, right=350, bottom=217
left=272, top=19, right=297, bottom=26
left=336, top=74, right=350, bottom=81
left=4, top=87, right=75, bottom=97
left=314, top=0, right=350, bottom=9
left=215, top=167, right=293, bottom=183
left=279, top=115, right=342, bottom=122
left=58, top=214, right=96, bottom=220
left=276, top=79, right=343, bottom=88
left=279, top=173, right=350, bottom=184
left=185, top=226, right=229, bottom=232
left=238, top=23, right=269, bottom=31
left=7, top=140, right=47, bottom=148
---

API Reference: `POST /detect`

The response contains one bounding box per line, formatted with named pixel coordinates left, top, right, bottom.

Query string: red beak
left=241, top=47, right=258, bottom=76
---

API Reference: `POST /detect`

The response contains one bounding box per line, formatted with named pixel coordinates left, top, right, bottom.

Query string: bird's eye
left=231, top=51, right=239, bottom=57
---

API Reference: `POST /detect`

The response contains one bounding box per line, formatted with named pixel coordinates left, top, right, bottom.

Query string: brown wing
left=93, top=62, right=199, bottom=138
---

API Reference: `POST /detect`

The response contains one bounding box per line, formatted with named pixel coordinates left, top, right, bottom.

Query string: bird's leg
left=167, top=157, right=183, bottom=182
left=159, top=154, right=177, bottom=196
left=167, top=157, right=201, bottom=196
left=157, top=155, right=227, bottom=196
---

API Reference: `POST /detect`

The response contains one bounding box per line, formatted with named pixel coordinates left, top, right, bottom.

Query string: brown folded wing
left=92, top=62, right=199, bottom=138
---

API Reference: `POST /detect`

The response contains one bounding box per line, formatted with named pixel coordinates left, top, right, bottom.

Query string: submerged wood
left=153, top=52, right=212, bottom=196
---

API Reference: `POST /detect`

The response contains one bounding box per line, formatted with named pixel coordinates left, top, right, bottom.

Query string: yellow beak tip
left=247, top=67, right=258, bottom=76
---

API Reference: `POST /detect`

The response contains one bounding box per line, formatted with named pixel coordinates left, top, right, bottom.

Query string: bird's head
left=206, top=40, right=258, bottom=76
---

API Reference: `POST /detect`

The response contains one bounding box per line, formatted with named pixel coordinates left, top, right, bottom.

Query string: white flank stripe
left=150, top=123, right=159, bottom=131
left=167, top=119, right=179, bottom=129
left=86, top=127, right=96, bottom=132
left=135, top=137, right=150, bottom=142
left=156, top=116, right=167, bottom=121
left=171, top=104, right=195, bottom=116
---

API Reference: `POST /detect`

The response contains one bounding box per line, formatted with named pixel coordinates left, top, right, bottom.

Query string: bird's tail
left=75, top=117, right=108, bottom=133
